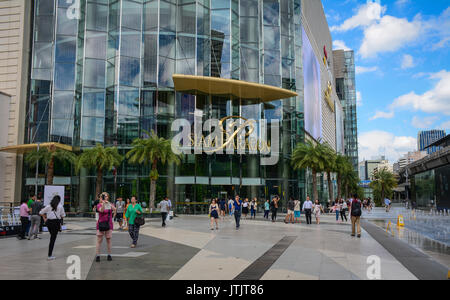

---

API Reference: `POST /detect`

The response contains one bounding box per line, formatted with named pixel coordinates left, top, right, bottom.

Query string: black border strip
left=234, top=236, right=297, bottom=280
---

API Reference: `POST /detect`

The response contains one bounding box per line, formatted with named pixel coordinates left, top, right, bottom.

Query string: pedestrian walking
left=334, top=198, right=340, bottom=222
left=18, top=199, right=30, bottom=240
left=242, top=198, right=249, bottom=219
left=250, top=198, right=257, bottom=220
left=40, top=195, right=65, bottom=260
left=123, top=198, right=130, bottom=230
left=95, top=192, right=116, bottom=262
left=340, top=199, right=348, bottom=222
left=350, top=194, right=362, bottom=238
left=125, top=196, right=144, bottom=248
left=158, top=197, right=170, bottom=227
left=285, top=197, right=295, bottom=224
left=264, top=199, right=270, bottom=219
left=302, top=196, right=313, bottom=225
left=209, top=199, right=219, bottom=230
left=228, top=198, right=234, bottom=216
left=294, top=199, right=301, bottom=223
left=270, top=196, right=279, bottom=222
left=29, top=196, right=44, bottom=240
left=115, top=197, right=125, bottom=230
left=233, top=195, right=243, bottom=230
left=313, top=200, right=323, bottom=224
left=219, top=198, right=227, bottom=219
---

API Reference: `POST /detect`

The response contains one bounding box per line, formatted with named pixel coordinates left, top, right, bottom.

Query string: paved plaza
left=0, top=211, right=448, bottom=280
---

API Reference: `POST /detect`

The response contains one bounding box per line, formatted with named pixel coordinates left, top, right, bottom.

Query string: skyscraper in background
left=418, top=130, right=446, bottom=154
left=333, top=49, right=358, bottom=171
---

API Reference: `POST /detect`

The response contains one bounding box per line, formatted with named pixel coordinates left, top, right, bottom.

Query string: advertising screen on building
left=302, top=27, right=322, bottom=141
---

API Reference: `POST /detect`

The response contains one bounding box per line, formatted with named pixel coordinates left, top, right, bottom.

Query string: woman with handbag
left=95, top=192, right=116, bottom=262
left=39, top=195, right=66, bottom=261
left=125, top=196, right=144, bottom=248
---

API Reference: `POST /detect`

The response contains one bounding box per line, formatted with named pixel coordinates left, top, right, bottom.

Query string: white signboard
left=44, top=186, right=65, bottom=206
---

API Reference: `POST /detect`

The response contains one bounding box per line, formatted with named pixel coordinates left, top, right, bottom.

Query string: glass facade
left=412, top=165, right=450, bottom=210
left=25, top=0, right=338, bottom=212
left=334, top=50, right=358, bottom=171
left=417, top=130, right=446, bottom=155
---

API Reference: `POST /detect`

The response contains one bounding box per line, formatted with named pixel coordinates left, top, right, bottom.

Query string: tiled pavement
left=0, top=213, right=447, bottom=280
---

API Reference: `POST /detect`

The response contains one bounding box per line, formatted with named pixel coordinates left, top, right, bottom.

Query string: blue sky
left=322, top=0, right=450, bottom=163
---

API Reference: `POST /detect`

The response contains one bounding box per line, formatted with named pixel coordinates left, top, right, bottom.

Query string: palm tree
left=25, top=145, right=77, bottom=185
left=334, top=154, right=349, bottom=199
left=291, top=140, right=328, bottom=202
left=322, top=144, right=337, bottom=202
left=341, top=162, right=359, bottom=199
left=126, top=130, right=181, bottom=210
left=370, top=167, right=397, bottom=203
left=76, top=144, right=123, bottom=198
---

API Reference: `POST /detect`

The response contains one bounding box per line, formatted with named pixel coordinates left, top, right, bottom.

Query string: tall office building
left=0, top=0, right=32, bottom=205
left=1, top=0, right=346, bottom=209
left=333, top=49, right=358, bottom=171
left=418, top=130, right=446, bottom=155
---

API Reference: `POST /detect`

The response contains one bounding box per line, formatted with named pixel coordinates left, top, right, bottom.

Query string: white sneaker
left=47, top=256, right=56, bottom=261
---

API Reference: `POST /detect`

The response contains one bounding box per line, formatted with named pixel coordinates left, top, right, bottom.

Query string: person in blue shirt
left=233, top=195, right=243, bottom=230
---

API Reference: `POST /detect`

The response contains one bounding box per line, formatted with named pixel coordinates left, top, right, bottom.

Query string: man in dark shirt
left=233, top=195, right=243, bottom=230
left=29, top=196, right=44, bottom=240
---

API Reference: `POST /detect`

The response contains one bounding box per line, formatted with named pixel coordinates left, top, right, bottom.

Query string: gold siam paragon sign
left=188, top=116, right=271, bottom=153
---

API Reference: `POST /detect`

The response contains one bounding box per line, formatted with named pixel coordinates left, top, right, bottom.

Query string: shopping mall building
left=0, top=0, right=355, bottom=213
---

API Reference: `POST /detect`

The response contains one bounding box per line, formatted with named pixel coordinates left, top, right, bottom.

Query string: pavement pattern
left=0, top=212, right=447, bottom=280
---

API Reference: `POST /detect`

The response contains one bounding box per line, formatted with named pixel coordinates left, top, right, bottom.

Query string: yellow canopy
left=173, top=74, right=298, bottom=102
left=0, top=142, right=73, bottom=154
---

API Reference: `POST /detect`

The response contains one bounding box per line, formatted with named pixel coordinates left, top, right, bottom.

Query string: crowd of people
left=208, top=194, right=365, bottom=238
left=16, top=191, right=367, bottom=262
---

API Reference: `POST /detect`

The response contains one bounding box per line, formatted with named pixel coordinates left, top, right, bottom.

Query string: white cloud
left=429, top=7, right=450, bottom=50
left=395, top=0, right=410, bottom=7
left=359, top=15, right=422, bottom=58
left=390, top=70, right=450, bottom=116
left=401, top=54, right=415, bottom=69
left=370, top=110, right=395, bottom=121
left=411, top=116, right=440, bottom=129
left=356, top=91, right=362, bottom=107
left=359, top=131, right=417, bottom=162
left=333, top=40, right=351, bottom=51
left=355, top=66, right=378, bottom=74
left=331, top=1, right=386, bottom=32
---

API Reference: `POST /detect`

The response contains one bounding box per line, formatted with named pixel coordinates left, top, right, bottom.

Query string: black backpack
left=351, top=200, right=362, bottom=217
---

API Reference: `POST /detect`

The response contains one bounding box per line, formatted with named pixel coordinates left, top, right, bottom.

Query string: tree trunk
left=312, top=169, right=318, bottom=202
left=345, top=184, right=349, bottom=200
left=327, top=171, right=333, bottom=202
left=337, top=175, right=342, bottom=199
left=96, top=167, right=103, bottom=198
left=149, top=160, right=158, bottom=209
left=47, top=157, right=55, bottom=185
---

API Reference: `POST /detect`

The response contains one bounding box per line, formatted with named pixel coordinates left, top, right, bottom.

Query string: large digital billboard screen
left=302, top=27, right=322, bottom=141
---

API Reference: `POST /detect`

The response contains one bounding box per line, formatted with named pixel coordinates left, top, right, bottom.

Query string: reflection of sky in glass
left=54, top=63, right=75, bottom=90
left=264, top=26, right=280, bottom=50
left=51, top=119, right=73, bottom=138
left=264, top=50, right=280, bottom=75
left=212, top=0, right=230, bottom=10
left=263, top=0, right=279, bottom=26
left=119, top=57, right=140, bottom=87
left=302, top=27, right=322, bottom=140
left=211, top=10, right=230, bottom=37
left=55, top=36, right=76, bottom=63
left=83, top=92, right=105, bottom=117
left=119, top=90, right=140, bottom=120
left=81, top=117, right=104, bottom=143
left=52, top=91, right=74, bottom=119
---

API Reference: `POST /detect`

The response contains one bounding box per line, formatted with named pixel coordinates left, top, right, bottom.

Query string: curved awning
left=173, top=74, right=298, bottom=102
left=0, top=142, right=73, bottom=154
